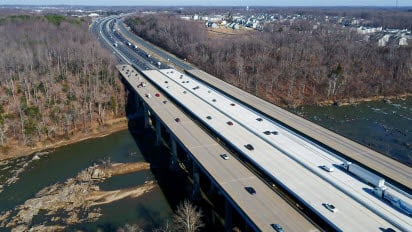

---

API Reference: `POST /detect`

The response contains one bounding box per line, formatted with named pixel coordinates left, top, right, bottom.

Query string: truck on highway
left=374, top=186, right=412, bottom=216
left=342, top=161, right=385, bottom=187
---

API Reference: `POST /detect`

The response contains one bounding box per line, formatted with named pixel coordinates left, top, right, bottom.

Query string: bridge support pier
left=143, top=104, right=149, bottom=128
left=191, top=161, right=200, bottom=201
left=155, top=116, right=161, bottom=146
left=169, top=135, right=178, bottom=170
left=207, top=181, right=216, bottom=195
left=134, top=91, right=140, bottom=109
left=224, top=199, right=233, bottom=232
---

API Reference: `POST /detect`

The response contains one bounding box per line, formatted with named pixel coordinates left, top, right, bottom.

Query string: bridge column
left=169, top=134, right=178, bottom=170
left=155, top=116, right=161, bottom=146
left=143, top=104, right=149, bottom=128
left=224, top=199, right=233, bottom=232
left=207, top=181, right=216, bottom=195
left=134, top=92, right=140, bottom=109
left=191, top=161, right=200, bottom=201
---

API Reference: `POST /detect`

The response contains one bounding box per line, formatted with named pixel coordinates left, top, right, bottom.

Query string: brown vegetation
left=0, top=14, right=126, bottom=157
left=125, top=14, right=412, bottom=107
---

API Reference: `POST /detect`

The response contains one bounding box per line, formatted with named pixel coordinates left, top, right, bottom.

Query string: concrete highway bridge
left=92, top=16, right=412, bottom=232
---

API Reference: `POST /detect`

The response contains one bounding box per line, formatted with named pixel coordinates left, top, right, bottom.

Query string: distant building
left=88, top=13, right=99, bottom=17
left=205, top=21, right=218, bottom=28
left=357, top=26, right=382, bottom=35
left=378, top=34, right=391, bottom=47
left=399, top=37, right=408, bottom=46
left=180, top=16, right=191, bottom=20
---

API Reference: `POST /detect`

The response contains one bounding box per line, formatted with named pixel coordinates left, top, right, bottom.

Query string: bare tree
left=117, top=223, right=142, bottom=232
left=152, top=221, right=173, bottom=232
left=173, top=200, right=204, bottom=232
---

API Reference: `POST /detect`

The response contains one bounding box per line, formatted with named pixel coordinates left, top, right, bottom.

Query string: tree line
left=125, top=13, right=411, bottom=107
left=0, top=14, right=125, bottom=154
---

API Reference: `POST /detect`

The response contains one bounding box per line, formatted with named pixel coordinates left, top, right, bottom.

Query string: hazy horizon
left=0, top=0, right=410, bottom=7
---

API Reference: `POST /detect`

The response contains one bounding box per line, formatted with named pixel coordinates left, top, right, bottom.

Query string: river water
left=291, top=97, right=412, bottom=167
left=0, top=130, right=173, bottom=231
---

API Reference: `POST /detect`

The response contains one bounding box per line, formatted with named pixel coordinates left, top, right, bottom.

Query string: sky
left=0, top=0, right=410, bottom=6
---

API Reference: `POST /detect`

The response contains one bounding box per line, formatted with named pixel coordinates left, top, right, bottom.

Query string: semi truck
left=342, top=161, right=385, bottom=187
left=374, top=186, right=412, bottom=216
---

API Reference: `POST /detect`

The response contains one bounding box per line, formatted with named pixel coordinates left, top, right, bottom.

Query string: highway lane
left=141, top=69, right=403, bottom=231
left=118, top=65, right=318, bottom=232
left=186, top=69, right=412, bottom=191
left=116, top=19, right=193, bottom=70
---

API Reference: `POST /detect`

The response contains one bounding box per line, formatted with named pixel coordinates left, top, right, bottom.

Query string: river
left=0, top=129, right=173, bottom=231
left=291, top=97, right=412, bottom=167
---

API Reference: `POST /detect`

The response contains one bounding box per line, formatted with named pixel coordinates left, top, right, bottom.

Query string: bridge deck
left=185, top=69, right=412, bottom=191
left=118, top=65, right=318, bottom=232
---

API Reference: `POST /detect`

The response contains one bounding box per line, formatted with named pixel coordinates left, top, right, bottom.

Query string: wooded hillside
left=0, top=14, right=125, bottom=155
left=125, top=14, right=412, bottom=107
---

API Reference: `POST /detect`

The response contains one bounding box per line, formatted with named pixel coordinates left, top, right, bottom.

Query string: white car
left=320, top=165, right=334, bottom=172
left=220, top=154, right=229, bottom=160
left=323, top=203, right=338, bottom=213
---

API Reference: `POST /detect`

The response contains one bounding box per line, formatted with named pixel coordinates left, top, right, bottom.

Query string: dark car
left=206, top=116, right=212, bottom=120
left=244, top=144, right=254, bottom=151
left=227, top=121, right=234, bottom=126
left=230, top=103, right=236, bottom=106
left=270, top=224, right=284, bottom=232
left=256, top=117, right=263, bottom=122
left=245, top=186, right=256, bottom=195
left=264, top=131, right=271, bottom=135
left=175, top=118, right=180, bottom=123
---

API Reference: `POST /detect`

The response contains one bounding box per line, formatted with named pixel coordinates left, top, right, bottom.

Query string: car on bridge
left=245, top=186, right=256, bottom=195
left=323, top=203, right=338, bottom=213
left=320, top=165, right=334, bottom=172
left=220, top=154, right=229, bottom=160
left=270, top=223, right=284, bottom=232
left=244, top=144, right=254, bottom=151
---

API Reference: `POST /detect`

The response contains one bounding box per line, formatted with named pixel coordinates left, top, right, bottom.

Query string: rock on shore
left=0, top=162, right=153, bottom=231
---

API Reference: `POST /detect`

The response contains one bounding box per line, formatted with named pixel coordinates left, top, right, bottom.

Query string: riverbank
left=0, top=161, right=154, bottom=231
left=313, top=93, right=412, bottom=107
left=0, top=117, right=128, bottom=162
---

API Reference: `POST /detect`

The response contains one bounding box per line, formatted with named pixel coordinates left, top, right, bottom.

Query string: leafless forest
left=0, top=14, right=125, bottom=153
left=125, top=13, right=412, bottom=106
